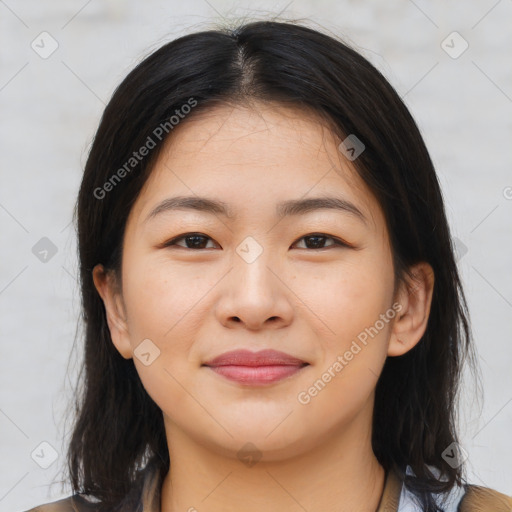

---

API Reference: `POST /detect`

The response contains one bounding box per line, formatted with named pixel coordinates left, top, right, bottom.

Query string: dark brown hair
left=66, top=18, right=480, bottom=512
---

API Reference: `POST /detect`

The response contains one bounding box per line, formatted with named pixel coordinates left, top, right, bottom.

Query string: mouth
left=204, top=363, right=309, bottom=385
left=202, top=349, right=310, bottom=386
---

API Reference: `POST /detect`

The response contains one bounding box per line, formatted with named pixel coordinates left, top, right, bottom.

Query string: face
left=94, top=102, right=416, bottom=462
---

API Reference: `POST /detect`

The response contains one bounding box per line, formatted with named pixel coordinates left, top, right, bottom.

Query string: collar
left=139, top=461, right=404, bottom=512
left=376, top=466, right=403, bottom=512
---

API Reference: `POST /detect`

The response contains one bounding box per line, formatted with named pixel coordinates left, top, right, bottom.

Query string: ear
left=388, top=262, right=435, bottom=357
left=92, top=264, right=133, bottom=359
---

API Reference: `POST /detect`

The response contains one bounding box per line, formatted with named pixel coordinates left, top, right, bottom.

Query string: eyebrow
left=144, top=195, right=368, bottom=225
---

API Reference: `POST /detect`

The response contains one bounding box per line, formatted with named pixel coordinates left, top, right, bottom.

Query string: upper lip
left=203, top=349, right=308, bottom=367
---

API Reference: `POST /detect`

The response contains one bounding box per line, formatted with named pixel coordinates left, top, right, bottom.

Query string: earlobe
left=388, top=262, right=435, bottom=357
left=92, top=264, right=133, bottom=360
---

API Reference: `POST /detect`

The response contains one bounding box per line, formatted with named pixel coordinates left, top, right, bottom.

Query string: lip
left=204, top=349, right=307, bottom=367
left=203, top=349, right=309, bottom=386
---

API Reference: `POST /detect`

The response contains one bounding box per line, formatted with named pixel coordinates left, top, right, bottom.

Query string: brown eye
left=165, top=233, right=218, bottom=250
left=163, top=232, right=349, bottom=251
left=292, top=234, right=348, bottom=250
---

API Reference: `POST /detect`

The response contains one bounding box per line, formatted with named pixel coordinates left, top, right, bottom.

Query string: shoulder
left=398, top=465, right=512, bottom=512
left=459, top=484, right=512, bottom=512
left=20, top=458, right=161, bottom=512
left=21, top=494, right=100, bottom=512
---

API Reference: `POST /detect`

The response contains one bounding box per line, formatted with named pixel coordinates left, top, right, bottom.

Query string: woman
left=23, top=19, right=512, bottom=512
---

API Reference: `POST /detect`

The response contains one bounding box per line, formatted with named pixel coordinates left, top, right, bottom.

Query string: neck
left=160, top=399, right=385, bottom=512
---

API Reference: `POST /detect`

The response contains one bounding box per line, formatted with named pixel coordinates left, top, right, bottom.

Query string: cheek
left=120, top=259, right=204, bottom=412
left=302, top=257, right=394, bottom=411
left=297, top=276, right=393, bottom=427
left=296, top=256, right=394, bottom=346
left=121, top=254, right=211, bottom=343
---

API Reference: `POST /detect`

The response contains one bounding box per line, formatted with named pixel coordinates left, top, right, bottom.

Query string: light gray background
left=1, top=1, right=511, bottom=511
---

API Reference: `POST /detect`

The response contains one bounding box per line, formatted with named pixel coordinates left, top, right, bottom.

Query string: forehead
left=163, top=101, right=346, bottom=163
left=127, top=101, right=382, bottom=233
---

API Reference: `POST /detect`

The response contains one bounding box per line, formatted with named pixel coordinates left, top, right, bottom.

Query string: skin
left=93, top=101, right=434, bottom=512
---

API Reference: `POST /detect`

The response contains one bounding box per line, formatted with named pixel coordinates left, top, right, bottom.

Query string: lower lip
left=206, top=364, right=307, bottom=385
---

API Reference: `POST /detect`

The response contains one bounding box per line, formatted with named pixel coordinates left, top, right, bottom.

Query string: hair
left=66, top=18, right=481, bottom=512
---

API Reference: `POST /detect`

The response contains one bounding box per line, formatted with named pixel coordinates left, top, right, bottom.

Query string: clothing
left=22, top=459, right=512, bottom=512
left=396, top=466, right=466, bottom=511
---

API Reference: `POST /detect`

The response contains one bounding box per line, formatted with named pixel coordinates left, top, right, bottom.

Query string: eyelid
left=162, top=232, right=352, bottom=250
left=292, top=233, right=350, bottom=249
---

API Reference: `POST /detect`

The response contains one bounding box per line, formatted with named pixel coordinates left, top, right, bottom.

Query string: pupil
left=187, top=235, right=206, bottom=248
left=307, top=236, right=324, bottom=248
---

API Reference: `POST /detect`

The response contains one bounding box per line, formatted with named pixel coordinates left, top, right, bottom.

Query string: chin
left=194, top=417, right=314, bottom=460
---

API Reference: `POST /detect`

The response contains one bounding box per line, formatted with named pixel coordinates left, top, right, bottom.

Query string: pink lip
left=203, top=349, right=309, bottom=385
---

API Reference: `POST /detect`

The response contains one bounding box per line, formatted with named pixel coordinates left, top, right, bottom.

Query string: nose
left=214, top=245, right=294, bottom=331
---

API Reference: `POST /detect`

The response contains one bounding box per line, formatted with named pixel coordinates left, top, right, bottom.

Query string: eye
left=291, top=233, right=349, bottom=250
left=164, top=233, right=218, bottom=250
left=163, top=232, right=349, bottom=250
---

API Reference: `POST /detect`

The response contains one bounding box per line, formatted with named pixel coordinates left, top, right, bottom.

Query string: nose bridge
left=216, top=233, right=290, bottom=328
left=232, top=234, right=276, bottom=292
left=235, top=234, right=267, bottom=267
left=224, top=236, right=289, bottom=320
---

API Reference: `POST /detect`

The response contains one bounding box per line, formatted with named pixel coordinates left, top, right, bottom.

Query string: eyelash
left=162, top=232, right=350, bottom=251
